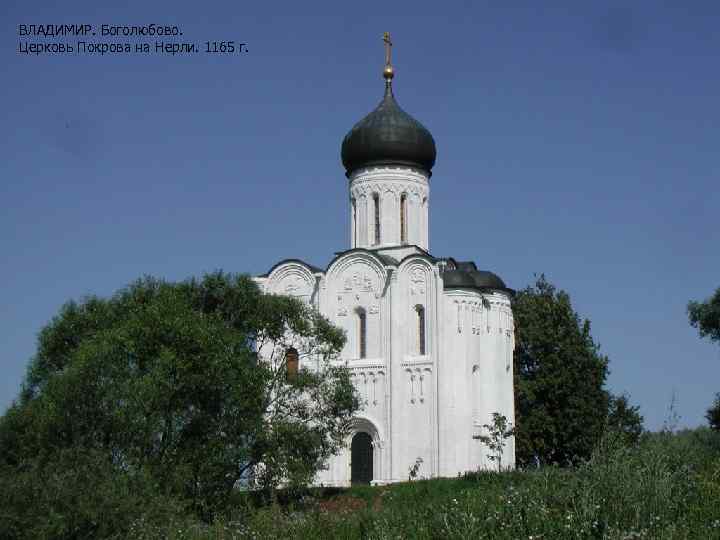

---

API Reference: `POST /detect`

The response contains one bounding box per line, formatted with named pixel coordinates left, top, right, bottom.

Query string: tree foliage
left=513, top=275, right=612, bottom=466
left=706, top=393, right=720, bottom=432
left=0, top=272, right=358, bottom=534
left=0, top=447, right=186, bottom=539
left=607, top=393, right=644, bottom=443
left=688, top=287, right=720, bottom=344
left=475, top=412, right=515, bottom=472
left=687, top=287, right=720, bottom=432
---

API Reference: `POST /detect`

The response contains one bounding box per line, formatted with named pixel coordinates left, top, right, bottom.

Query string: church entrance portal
left=351, top=432, right=373, bottom=485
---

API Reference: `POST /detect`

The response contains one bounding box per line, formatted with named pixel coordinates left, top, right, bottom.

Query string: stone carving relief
left=343, top=272, right=375, bottom=293
left=405, top=366, right=432, bottom=404
left=268, top=265, right=315, bottom=305
left=283, top=276, right=302, bottom=295
left=453, top=297, right=517, bottom=338
left=351, top=181, right=427, bottom=200
left=351, top=368, right=385, bottom=408
left=335, top=268, right=381, bottom=308
left=349, top=166, right=430, bottom=199
left=409, top=267, right=426, bottom=297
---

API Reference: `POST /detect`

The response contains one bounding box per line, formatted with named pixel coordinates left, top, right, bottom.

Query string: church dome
left=341, top=84, right=436, bottom=175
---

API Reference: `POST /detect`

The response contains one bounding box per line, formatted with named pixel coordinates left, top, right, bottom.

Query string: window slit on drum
left=400, top=193, right=407, bottom=244
left=416, top=305, right=426, bottom=355
left=373, top=193, right=381, bottom=245
left=352, top=197, right=357, bottom=245
left=358, top=308, right=367, bottom=359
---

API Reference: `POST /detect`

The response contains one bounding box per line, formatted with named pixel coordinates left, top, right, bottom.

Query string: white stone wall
left=391, top=257, right=439, bottom=481
left=315, top=252, right=391, bottom=485
left=427, top=287, right=516, bottom=475
left=256, top=257, right=516, bottom=487
left=257, top=255, right=515, bottom=487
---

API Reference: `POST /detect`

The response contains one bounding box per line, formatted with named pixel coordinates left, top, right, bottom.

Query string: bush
left=707, top=393, right=720, bottom=431
left=0, top=448, right=189, bottom=540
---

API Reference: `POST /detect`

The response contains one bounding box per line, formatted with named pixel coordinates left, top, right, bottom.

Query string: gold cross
left=383, top=32, right=392, bottom=67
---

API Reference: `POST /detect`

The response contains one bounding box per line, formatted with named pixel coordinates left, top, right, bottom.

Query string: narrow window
left=351, top=197, right=357, bottom=246
left=373, top=193, right=381, bottom=245
left=358, top=308, right=367, bottom=359
left=285, top=347, right=299, bottom=381
left=400, top=193, right=407, bottom=244
left=416, top=305, right=426, bottom=355
left=422, top=196, right=427, bottom=246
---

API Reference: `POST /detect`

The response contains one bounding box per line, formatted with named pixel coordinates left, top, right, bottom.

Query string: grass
left=127, top=428, right=720, bottom=539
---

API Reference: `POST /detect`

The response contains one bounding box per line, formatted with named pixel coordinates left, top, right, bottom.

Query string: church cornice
left=350, top=177, right=429, bottom=200
left=260, top=258, right=324, bottom=278
left=326, top=248, right=398, bottom=273
left=396, top=250, right=439, bottom=268
left=349, top=165, right=430, bottom=184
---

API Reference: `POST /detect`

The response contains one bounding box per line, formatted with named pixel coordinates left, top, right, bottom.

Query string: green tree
left=475, top=412, right=515, bottom=472
left=688, top=287, right=720, bottom=431
left=0, top=272, right=358, bottom=530
left=513, top=275, right=610, bottom=466
left=706, top=393, right=720, bottom=432
left=607, top=393, right=644, bottom=443
left=688, top=287, right=720, bottom=344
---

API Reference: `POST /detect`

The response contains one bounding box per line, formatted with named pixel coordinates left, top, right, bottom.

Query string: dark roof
left=341, top=85, right=436, bottom=176
left=436, top=257, right=458, bottom=270
left=376, top=253, right=399, bottom=267
left=328, top=248, right=398, bottom=271
left=455, top=261, right=478, bottom=272
left=471, top=270, right=508, bottom=290
left=397, top=252, right=439, bottom=266
left=260, top=254, right=513, bottom=295
left=260, top=258, right=323, bottom=278
left=442, top=268, right=514, bottom=295
left=442, top=269, right=477, bottom=289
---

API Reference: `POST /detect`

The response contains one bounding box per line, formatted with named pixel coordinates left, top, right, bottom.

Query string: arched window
left=285, top=347, right=299, bottom=380
left=373, top=193, right=381, bottom=245
left=357, top=308, right=367, bottom=359
left=400, top=193, right=407, bottom=244
left=416, top=305, right=426, bottom=355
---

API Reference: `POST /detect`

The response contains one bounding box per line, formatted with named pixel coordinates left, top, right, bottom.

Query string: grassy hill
left=127, top=428, right=720, bottom=539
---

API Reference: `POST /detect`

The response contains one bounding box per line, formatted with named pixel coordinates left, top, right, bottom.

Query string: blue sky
left=1, top=1, right=718, bottom=430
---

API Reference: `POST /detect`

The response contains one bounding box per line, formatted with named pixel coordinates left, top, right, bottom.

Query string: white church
left=255, top=35, right=515, bottom=486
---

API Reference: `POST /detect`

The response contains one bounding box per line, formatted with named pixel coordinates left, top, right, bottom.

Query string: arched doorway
left=351, top=432, right=373, bottom=485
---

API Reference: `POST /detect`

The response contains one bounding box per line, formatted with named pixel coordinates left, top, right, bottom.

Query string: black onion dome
left=441, top=269, right=478, bottom=289
left=442, top=266, right=513, bottom=294
left=470, top=270, right=507, bottom=290
left=341, top=85, right=437, bottom=176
